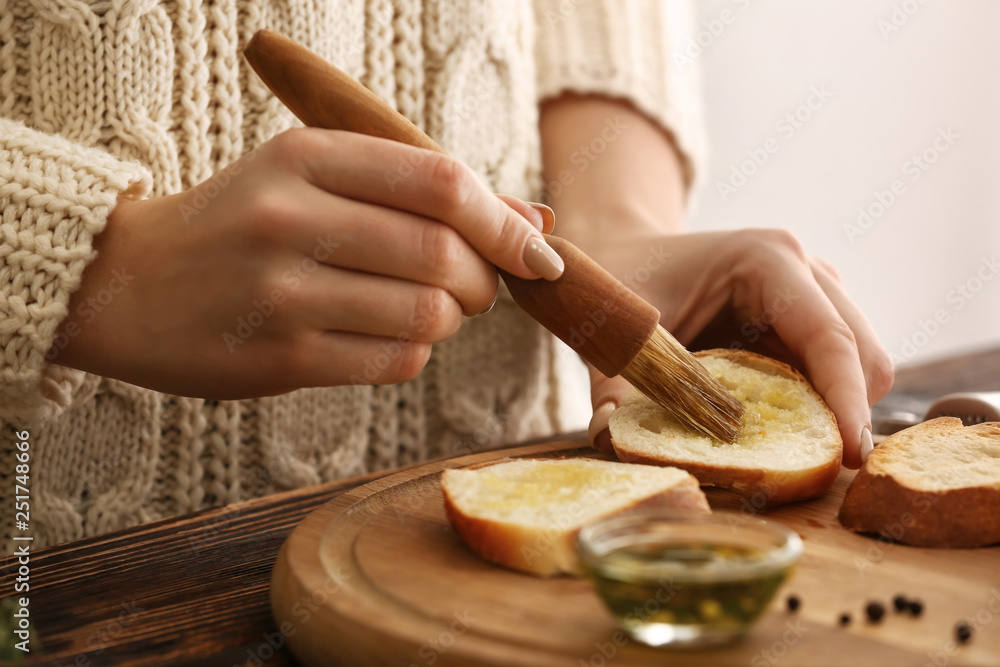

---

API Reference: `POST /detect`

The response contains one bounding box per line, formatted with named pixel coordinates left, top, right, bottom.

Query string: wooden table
left=3, top=347, right=1000, bottom=666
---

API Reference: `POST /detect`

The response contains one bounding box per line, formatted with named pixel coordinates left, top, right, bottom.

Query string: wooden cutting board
left=270, top=440, right=1000, bottom=666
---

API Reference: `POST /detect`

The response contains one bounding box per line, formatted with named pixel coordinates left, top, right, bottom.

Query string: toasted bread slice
left=441, top=458, right=708, bottom=576
left=609, top=349, right=842, bottom=505
left=838, top=417, right=1000, bottom=547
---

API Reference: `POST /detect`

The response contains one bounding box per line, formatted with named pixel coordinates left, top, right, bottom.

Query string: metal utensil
left=874, top=391, right=1000, bottom=435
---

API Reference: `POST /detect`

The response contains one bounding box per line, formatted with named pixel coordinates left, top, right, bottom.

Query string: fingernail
left=589, top=401, right=617, bottom=453
left=477, top=293, right=498, bottom=316
left=589, top=401, right=616, bottom=438
left=859, top=425, right=874, bottom=463
left=527, top=202, right=555, bottom=233
left=522, top=236, right=564, bottom=281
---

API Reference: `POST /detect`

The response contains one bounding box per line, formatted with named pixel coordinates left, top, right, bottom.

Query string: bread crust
left=838, top=418, right=1000, bottom=547
left=613, top=448, right=841, bottom=506
left=611, top=348, right=842, bottom=506
left=693, top=348, right=806, bottom=381
left=442, top=468, right=709, bottom=577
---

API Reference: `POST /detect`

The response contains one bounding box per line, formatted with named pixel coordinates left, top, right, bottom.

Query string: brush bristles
left=621, top=326, right=745, bottom=443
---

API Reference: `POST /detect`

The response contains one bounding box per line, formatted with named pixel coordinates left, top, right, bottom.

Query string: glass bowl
left=576, top=510, right=803, bottom=649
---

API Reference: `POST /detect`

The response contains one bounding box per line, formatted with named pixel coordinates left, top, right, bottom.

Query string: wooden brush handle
left=243, top=30, right=660, bottom=377
left=244, top=31, right=442, bottom=153
left=497, top=239, right=659, bottom=378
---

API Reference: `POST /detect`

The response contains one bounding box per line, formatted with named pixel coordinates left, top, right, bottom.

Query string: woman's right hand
left=50, top=128, right=560, bottom=398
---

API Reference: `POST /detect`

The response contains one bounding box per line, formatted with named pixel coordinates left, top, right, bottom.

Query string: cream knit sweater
left=0, top=0, right=702, bottom=552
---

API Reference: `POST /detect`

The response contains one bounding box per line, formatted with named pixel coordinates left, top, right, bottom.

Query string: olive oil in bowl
left=577, top=511, right=803, bottom=649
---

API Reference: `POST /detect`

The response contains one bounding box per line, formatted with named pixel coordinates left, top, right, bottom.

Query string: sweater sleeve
left=532, top=0, right=705, bottom=191
left=0, top=118, right=152, bottom=424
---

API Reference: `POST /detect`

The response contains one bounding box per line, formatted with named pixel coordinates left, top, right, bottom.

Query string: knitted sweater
left=0, top=0, right=703, bottom=552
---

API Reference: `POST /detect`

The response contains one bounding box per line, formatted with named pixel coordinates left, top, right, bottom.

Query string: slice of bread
left=441, top=458, right=708, bottom=576
left=838, top=417, right=1000, bottom=547
left=609, top=349, right=842, bottom=505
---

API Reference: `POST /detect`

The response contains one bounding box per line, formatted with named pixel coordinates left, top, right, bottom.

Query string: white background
left=687, top=0, right=1000, bottom=367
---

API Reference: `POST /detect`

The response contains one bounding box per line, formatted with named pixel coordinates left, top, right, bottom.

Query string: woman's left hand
left=580, top=227, right=894, bottom=469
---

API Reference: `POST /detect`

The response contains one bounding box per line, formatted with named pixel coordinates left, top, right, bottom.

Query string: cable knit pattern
left=0, top=0, right=703, bottom=553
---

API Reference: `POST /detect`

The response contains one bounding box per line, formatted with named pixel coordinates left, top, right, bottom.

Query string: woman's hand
left=580, top=228, right=894, bottom=469
left=51, top=128, right=560, bottom=399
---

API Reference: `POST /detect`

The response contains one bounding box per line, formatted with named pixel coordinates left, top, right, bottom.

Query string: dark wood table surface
left=3, top=346, right=999, bottom=667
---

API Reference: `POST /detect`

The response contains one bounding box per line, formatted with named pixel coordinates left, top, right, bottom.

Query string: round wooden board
left=270, top=440, right=1000, bottom=667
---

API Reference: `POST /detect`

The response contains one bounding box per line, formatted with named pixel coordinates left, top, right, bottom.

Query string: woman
left=0, top=0, right=891, bottom=552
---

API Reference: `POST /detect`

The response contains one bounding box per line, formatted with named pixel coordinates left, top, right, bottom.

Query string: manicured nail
left=589, top=401, right=616, bottom=437
left=477, top=293, right=498, bottom=316
left=527, top=202, right=555, bottom=233
left=859, top=426, right=874, bottom=463
left=523, top=236, right=564, bottom=281
left=589, top=401, right=617, bottom=453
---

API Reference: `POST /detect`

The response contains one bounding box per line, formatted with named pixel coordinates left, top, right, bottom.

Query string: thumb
left=588, top=365, right=632, bottom=455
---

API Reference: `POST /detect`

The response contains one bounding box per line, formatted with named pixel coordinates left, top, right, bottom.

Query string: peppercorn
left=838, top=613, right=851, bottom=626
left=787, top=595, right=801, bottom=612
left=865, top=601, right=886, bottom=623
left=956, top=623, right=972, bottom=644
left=893, top=594, right=909, bottom=612
left=908, top=599, right=924, bottom=617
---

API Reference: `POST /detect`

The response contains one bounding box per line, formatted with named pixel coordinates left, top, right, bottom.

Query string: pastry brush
left=243, top=30, right=745, bottom=442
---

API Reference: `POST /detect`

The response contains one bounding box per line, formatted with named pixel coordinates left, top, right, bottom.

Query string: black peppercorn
left=838, top=613, right=851, bottom=626
left=956, top=623, right=972, bottom=644
left=865, top=601, right=885, bottom=623
left=787, top=595, right=801, bottom=612
left=908, top=599, right=924, bottom=617
left=893, top=594, right=908, bottom=612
